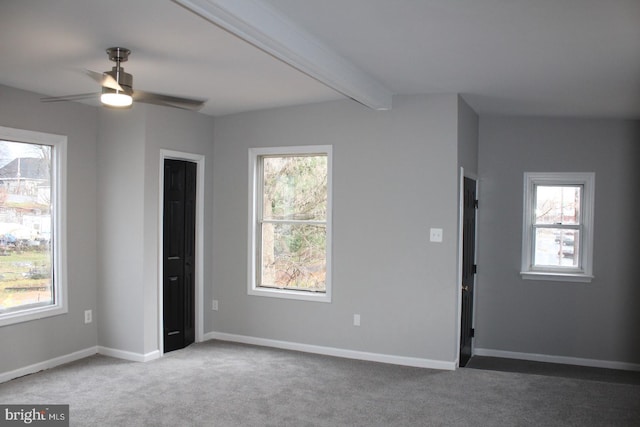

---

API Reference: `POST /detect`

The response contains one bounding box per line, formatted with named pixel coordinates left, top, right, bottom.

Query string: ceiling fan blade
left=41, top=92, right=99, bottom=102
left=132, top=90, right=205, bottom=111
left=83, top=69, right=124, bottom=91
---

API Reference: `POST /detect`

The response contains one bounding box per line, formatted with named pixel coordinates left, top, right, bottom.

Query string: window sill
left=0, top=303, right=67, bottom=327
left=248, top=286, right=331, bottom=303
left=520, top=271, right=593, bottom=283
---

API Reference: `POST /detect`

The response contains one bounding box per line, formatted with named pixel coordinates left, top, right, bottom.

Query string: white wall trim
left=204, top=332, right=456, bottom=370
left=158, top=150, right=206, bottom=357
left=0, top=346, right=98, bottom=384
left=97, top=346, right=161, bottom=363
left=474, top=348, right=640, bottom=372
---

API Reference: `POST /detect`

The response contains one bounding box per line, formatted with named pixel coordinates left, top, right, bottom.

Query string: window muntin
left=249, top=146, right=332, bottom=302
left=521, top=173, right=594, bottom=282
left=0, top=127, right=66, bottom=326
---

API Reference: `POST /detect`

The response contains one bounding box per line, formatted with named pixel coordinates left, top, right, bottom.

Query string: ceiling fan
left=41, top=47, right=206, bottom=111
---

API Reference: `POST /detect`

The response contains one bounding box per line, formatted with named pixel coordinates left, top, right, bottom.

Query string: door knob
left=462, top=285, right=469, bottom=292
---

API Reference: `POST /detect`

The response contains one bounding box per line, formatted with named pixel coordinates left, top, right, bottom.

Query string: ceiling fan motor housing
left=104, top=47, right=133, bottom=94
left=104, top=67, right=133, bottom=93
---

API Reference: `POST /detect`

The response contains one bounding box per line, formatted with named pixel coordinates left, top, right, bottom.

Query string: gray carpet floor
left=1, top=340, right=639, bottom=426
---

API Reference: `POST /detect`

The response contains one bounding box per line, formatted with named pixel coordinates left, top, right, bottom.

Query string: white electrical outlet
left=353, top=314, right=360, bottom=326
left=212, top=300, right=219, bottom=311
left=84, top=309, right=92, bottom=324
left=430, top=228, right=443, bottom=243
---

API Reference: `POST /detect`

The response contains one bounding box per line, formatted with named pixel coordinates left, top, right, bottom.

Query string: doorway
left=163, top=159, right=197, bottom=353
left=459, top=176, right=477, bottom=367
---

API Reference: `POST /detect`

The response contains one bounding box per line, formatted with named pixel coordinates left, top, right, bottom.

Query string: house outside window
left=248, top=146, right=332, bottom=302
left=0, top=126, right=67, bottom=326
left=521, top=172, right=594, bottom=282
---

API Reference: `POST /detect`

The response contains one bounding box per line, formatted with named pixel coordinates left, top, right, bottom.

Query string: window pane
left=262, top=155, right=327, bottom=221
left=535, top=185, right=581, bottom=225
left=0, top=141, right=53, bottom=313
left=533, top=228, right=580, bottom=268
left=261, top=222, right=326, bottom=291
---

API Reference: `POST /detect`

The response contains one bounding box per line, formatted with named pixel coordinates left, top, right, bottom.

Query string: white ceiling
left=1, top=0, right=638, bottom=118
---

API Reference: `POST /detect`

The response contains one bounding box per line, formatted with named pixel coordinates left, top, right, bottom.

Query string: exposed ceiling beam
left=174, top=0, right=393, bottom=110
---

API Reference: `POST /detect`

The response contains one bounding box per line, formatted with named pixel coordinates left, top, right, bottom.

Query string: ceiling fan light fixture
left=41, top=47, right=205, bottom=111
left=101, top=91, right=133, bottom=107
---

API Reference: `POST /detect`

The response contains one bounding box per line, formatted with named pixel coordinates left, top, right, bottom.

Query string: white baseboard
left=474, top=348, right=640, bottom=372
left=97, top=346, right=161, bottom=363
left=0, top=346, right=98, bottom=384
left=204, top=331, right=456, bottom=370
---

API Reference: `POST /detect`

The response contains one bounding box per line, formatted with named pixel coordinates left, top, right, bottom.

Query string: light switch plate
left=430, top=228, right=443, bottom=242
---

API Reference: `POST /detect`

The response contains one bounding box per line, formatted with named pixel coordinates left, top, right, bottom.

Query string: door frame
left=456, top=167, right=478, bottom=367
left=158, top=149, right=205, bottom=356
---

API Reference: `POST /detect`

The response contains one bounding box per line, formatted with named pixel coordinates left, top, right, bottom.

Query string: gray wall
left=5, top=83, right=633, bottom=374
left=0, top=84, right=214, bottom=375
left=457, top=96, right=479, bottom=177
left=476, top=117, right=640, bottom=365
left=98, top=103, right=215, bottom=356
left=0, top=85, right=99, bottom=373
left=144, top=106, right=215, bottom=354
left=97, top=107, right=147, bottom=354
left=0, top=85, right=465, bottom=373
left=211, top=94, right=462, bottom=363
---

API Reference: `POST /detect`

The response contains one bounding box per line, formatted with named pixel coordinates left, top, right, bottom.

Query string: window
left=248, top=146, right=332, bottom=302
left=521, top=172, right=594, bottom=282
left=0, top=126, right=67, bottom=326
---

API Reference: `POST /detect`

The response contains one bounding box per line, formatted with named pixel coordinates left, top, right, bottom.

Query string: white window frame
left=521, top=172, right=594, bottom=283
left=248, top=145, right=332, bottom=302
left=0, top=126, right=67, bottom=327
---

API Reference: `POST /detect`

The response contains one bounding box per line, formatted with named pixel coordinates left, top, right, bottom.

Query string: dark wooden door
left=163, top=159, right=196, bottom=353
left=459, top=177, right=477, bottom=367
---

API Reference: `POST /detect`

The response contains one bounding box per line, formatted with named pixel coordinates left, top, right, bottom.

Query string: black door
left=459, top=177, right=477, bottom=367
left=163, top=159, right=196, bottom=353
